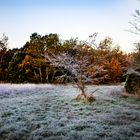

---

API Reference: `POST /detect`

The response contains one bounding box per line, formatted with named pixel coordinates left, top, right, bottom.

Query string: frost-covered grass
left=0, top=84, right=140, bottom=140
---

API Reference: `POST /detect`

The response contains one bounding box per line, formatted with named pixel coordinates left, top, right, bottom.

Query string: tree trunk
left=0, top=56, right=3, bottom=68
left=39, top=67, right=42, bottom=82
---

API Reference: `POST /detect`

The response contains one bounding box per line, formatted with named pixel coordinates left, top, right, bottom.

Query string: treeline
left=0, top=33, right=134, bottom=84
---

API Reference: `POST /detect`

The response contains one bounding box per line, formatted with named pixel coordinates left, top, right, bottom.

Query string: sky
left=0, top=0, right=140, bottom=52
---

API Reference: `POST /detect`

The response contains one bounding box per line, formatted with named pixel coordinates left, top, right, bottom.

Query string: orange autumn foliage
left=109, top=58, right=122, bottom=82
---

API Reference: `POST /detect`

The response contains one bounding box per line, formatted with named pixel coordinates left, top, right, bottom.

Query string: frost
left=0, top=84, right=140, bottom=139
left=126, top=68, right=140, bottom=76
left=45, top=51, right=97, bottom=102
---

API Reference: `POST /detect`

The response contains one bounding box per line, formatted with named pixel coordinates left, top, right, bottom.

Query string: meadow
left=0, top=84, right=140, bottom=140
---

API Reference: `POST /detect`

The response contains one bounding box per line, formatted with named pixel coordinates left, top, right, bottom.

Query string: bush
left=125, top=69, right=140, bottom=93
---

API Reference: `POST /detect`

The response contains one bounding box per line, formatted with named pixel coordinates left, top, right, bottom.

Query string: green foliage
left=8, top=52, right=26, bottom=83
left=99, top=37, right=112, bottom=50
left=43, top=33, right=61, bottom=50
left=23, top=33, right=61, bottom=54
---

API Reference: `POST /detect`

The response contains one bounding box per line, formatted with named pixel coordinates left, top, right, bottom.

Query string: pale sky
left=0, top=0, right=140, bottom=52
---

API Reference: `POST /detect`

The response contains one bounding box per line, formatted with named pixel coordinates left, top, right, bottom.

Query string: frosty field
left=0, top=84, right=140, bottom=140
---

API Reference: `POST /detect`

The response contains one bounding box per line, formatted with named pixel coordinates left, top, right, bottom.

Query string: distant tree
left=128, top=9, right=140, bottom=67
left=129, top=9, right=140, bottom=35
left=42, top=33, right=61, bottom=53
left=8, top=51, right=26, bottom=83
left=26, top=33, right=44, bottom=54
left=87, top=32, right=98, bottom=49
left=0, top=34, right=9, bottom=81
left=99, top=37, right=112, bottom=51
left=0, top=34, right=8, bottom=68
left=19, top=33, right=61, bottom=83
left=5, top=32, right=127, bottom=84
left=62, top=38, right=78, bottom=53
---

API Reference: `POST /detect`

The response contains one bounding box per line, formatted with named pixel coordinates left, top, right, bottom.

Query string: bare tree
left=128, top=8, right=140, bottom=68
left=45, top=49, right=96, bottom=103
left=129, top=10, right=140, bottom=35
left=0, top=34, right=8, bottom=68
left=85, top=32, right=98, bottom=49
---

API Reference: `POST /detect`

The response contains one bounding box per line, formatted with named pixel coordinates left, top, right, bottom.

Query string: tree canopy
left=0, top=32, right=132, bottom=84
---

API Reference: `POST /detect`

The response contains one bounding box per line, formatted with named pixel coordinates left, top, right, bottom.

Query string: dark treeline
left=0, top=32, right=137, bottom=84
